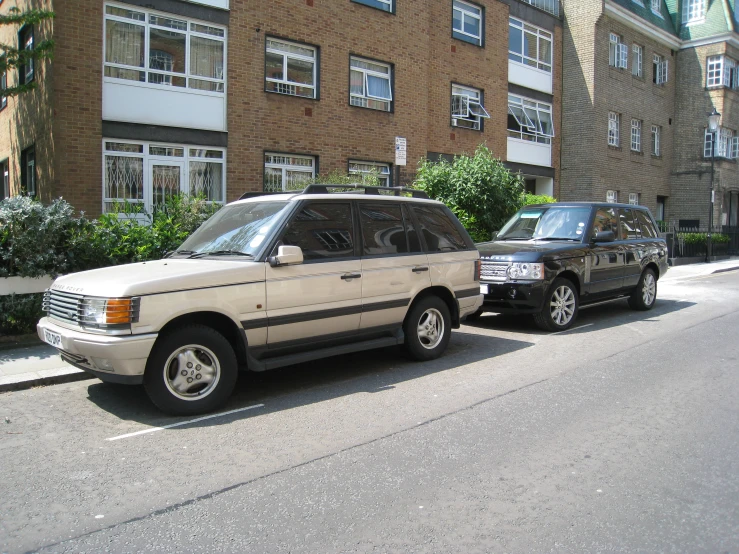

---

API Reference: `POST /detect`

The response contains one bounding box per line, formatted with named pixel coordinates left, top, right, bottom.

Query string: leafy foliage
left=304, top=169, right=382, bottom=189
left=677, top=232, right=730, bottom=245
left=522, top=194, right=556, bottom=206
left=0, top=293, right=43, bottom=335
left=413, top=146, right=525, bottom=242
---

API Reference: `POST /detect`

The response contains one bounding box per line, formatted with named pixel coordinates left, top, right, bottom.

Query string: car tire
left=533, top=277, right=579, bottom=332
left=628, top=268, right=657, bottom=311
left=403, top=295, right=451, bottom=361
left=144, top=325, right=238, bottom=416
left=464, top=308, right=484, bottom=322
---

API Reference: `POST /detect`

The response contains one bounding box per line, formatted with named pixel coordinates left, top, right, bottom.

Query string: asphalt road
left=1, top=271, right=738, bottom=553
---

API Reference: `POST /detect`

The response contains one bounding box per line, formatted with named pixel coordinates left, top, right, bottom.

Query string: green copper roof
left=609, top=0, right=679, bottom=36
left=677, top=0, right=734, bottom=40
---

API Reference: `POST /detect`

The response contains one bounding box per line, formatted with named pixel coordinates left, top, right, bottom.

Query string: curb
left=711, top=266, right=739, bottom=275
left=0, top=369, right=94, bottom=393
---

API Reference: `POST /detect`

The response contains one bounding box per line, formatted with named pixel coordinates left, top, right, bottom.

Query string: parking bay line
left=105, top=403, right=265, bottom=442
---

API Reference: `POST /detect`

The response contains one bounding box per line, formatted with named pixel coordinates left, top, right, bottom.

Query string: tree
left=413, top=145, right=525, bottom=242
left=0, top=7, right=55, bottom=97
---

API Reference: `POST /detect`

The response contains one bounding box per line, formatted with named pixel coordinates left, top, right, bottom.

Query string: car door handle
left=412, top=266, right=429, bottom=273
left=341, top=273, right=362, bottom=280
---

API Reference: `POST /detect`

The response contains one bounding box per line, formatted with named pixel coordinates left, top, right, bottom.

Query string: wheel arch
left=555, top=270, right=581, bottom=296
left=644, top=261, right=661, bottom=280
left=408, top=286, right=460, bottom=328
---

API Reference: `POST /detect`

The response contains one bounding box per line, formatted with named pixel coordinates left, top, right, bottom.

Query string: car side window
left=279, top=202, right=355, bottom=261
left=402, top=204, right=424, bottom=253
left=618, top=208, right=638, bottom=240
left=634, top=210, right=658, bottom=238
left=359, top=203, right=408, bottom=256
left=591, top=207, right=619, bottom=240
left=411, top=205, right=468, bottom=252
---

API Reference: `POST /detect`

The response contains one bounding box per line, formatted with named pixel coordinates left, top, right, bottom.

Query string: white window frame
left=349, top=56, right=392, bottom=112
left=103, top=3, right=227, bottom=95
left=651, top=125, right=661, bottom=156
left=451, top=84, right=490, bottom=131
left=732, top=136, right=739, bottom=159
left=609, top=33, right=628, bottom=69
left=23, top=146, right=35, bottom=196
left=629, top=193, right=639, bottom=205
left=632, top=44, right=643, bottom=77
left=707, top=55, right=723, bottom=86
left=102, top=139, right=226, bottom=215
left=20, top=27, right=34, bottom=84
left=631, top=119, right=642, bottom=152
left=348, top=160, right=392, bottom=186
left=265, top=38, right=317, bottom=99
left=507, top=94, right=554, bottom=144
left=453, top=0, right=483, bottom=46
left=508, top=17, right=553, bottom=73
left=264, top=153, right=316, bottom=192
left=608, top=112, right=620, bottom=147
left=651, top=0, right=662, bottom=15
left=1, top=160, right=8, bottom=199
left=607, top=190, right=618, bottom=203
left=0, top=61, right=6, bottom=109
left=704, top=127, right=737, bottom=159
left=682, top=0, right=706, bottom=23
left=653, top=54, right=668, bottom=85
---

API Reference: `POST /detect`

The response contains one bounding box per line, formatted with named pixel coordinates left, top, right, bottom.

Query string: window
left=452, top=0, right=483, bottom=46
left=349, top=161, right=391, bottom=186
left=706, top=55, right=738, bottom=88
left=0, top=56, right=7, bottom=109
left=635, top=210, right=658, bottom=238
left=350, top=57, right=392, bottom=112
left=451, top=84, right=490, bottom=131
left=704, top=127, right=737, bottom=158
left=631, top=119, right=642, bottom=152
left=21, top=146, right=36, bottom=197
left=632, top=44, right=643, bottom=77
left=651, top=0, right=662, bottom=14
left=682, top=0, right=706, bottom=23
left=607, top=190, right=618, bottom=203
left=651, top=125, right=661, bottom=156
left=609, top=33, right=628, bottom=69
left=280, top=203, right=355, bottom=261
left=628, top=192, right=640, bottom=205
left=104, top=5, right=226, bottom=93
left=656, top=196, right=666, bottom=221
left=18, top=26, right=34, bottom=85
left=1, top=160, right=8, bottom=199
left=508, top=18, right=553, bottom=73
left=608, top=112, right=620, bottom=147
left=507, top=94, right=554, bottom=144
left=653, top=54, right=668, bottom=85
left=264, top=153, right=315, bottom=192
left=352, top=0, right=394, bottom=13
left=618, top=208, right=638, bottom=239
left=411, top=205, right=470, bottom=252
left=359, top=204, right=408, bottom=255
left=265, top=38, right=317, bottom=99
left=591, top=207, right=619, bottom=239
left=103, top=140, right=226, bottom=213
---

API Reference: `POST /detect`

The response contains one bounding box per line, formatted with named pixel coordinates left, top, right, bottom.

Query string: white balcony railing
left=521, top=0, right=559, bottom=17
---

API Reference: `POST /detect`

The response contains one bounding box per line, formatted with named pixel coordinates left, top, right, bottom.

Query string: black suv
left=472, top=202, right=669, bottom=331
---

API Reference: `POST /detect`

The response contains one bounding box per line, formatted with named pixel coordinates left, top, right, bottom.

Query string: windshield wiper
left=188, top=250, right=255, bottom=259
left=165, top=250, right=197, bottom=258
left=498, top=237, right=533, bottom=241
left=536, top=237, right=580, bottom=241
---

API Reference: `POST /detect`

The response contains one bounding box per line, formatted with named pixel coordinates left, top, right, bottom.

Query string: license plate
left=479, top=284, right=489, bottom=294
left=43, top=329, right=62, bottom=348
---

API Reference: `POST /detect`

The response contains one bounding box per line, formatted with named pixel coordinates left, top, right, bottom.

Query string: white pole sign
left=395, top=137, right=407, bottom=166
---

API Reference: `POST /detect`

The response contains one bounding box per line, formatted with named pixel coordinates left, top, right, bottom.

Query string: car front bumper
left=37, top=317, right=157, bottom=385
left=479, top=280, right=548, bottom=314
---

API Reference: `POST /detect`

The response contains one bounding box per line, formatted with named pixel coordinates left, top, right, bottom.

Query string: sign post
left=394, top=137, right=407, bottom=188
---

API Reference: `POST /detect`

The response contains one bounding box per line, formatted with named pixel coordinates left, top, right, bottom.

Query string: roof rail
left=238, top=191, right=296, bottom=200
left=302, top=183, right=429, bottom=199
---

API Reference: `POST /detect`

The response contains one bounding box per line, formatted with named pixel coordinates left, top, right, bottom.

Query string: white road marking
left=550, top=323, right=593, bottom=335
left=105, top=403, right=265, bottom=441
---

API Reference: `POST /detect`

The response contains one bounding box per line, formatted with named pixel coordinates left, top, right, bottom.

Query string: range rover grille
left=480, top=261, right=509, bottom=282
left=43, top=290, right=84, bottom=325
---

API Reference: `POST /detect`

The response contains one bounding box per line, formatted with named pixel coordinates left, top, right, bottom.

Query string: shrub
left=522, top=193, right=556, bottom=206
left=0, top=293, right=44, bottom=335
left=677, top=232, right=730, bottom=245
left=414, top=145, right=525, bottom=242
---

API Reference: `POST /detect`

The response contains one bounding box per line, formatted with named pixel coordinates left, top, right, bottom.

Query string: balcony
left=507, top=137, right=552, bottom=167
left=520, top=0, right=559, bottom=17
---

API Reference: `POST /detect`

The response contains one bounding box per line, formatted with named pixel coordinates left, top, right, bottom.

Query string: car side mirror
left=592, top=230, right=616, bottom=243
left=268, top=245, right=304, bottom=267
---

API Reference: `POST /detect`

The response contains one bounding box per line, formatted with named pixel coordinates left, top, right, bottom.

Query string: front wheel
left=403, top=296, right=451, bottom=361
left=533, top=278, right=579, bottom=332
left=144, top=325, right=238, bottom=416
left=628, top=268, right=657, bottom=311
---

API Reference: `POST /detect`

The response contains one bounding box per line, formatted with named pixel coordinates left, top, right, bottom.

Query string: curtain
left=190, top=36, right=224, bottom=80
left=105, top=20, right=144, bottom=67
left=367, top=75, right=390, bottom=99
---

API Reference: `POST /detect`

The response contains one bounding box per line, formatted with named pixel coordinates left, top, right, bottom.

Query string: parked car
left=37, top=185, right=482, bottom=415
left=471, top=202, right=668, bottom=331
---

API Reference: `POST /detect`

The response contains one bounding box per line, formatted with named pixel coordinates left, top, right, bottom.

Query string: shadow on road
left=85, top=330, right=535, bottom=427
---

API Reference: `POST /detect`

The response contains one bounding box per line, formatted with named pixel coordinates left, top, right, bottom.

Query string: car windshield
left=497, top=206, right=591, bottom=241
left=173, top=201, right=290, bottom=258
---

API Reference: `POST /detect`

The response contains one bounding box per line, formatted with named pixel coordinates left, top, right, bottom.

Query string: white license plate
left=43, top=329, right=62, bottom=348
left=480, top=284, right=489, bottom=294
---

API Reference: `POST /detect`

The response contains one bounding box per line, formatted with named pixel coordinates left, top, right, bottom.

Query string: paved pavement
left=1, top=257, right=738, bottom=393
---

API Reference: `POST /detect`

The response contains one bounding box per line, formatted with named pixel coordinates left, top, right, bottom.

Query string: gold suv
left=38, top=186, right=482, bottom=415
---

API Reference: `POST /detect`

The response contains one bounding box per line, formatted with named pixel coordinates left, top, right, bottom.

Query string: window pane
left=412, top=205, right=468, bottom=252
left=264, top=167, right=283, bottom=192
left=105, top=142, right=144, bottom=153
left=151, top=164, right=182, bottom=207
left=149, top=15, right=187, bottom=31
left=539, top=38, right=552, bottom=65
left=106, top=6, right=145, bottom=21
left=366, top=75, right=391, bottom=99
left=350, top=70, right=364, bottom=95
left=635, top=210, right=658, bottom=238
left=266, top=52, right=284, bottom=80
left=105, top=20, right=144, bottom=67
left=104, top=66, right=145, bottom=81
left=105, top=155, right=144, bottom=201
left=281, top=203, right=355, bottom=261
left=360, top=204, right=408, bottom=255
left=286, top=57, right=313, bottom=85
left=619, top=209, right=638, bottom=239
left=523, top=32, right=538, bottom=64
left=509, top=25, right=522, bottom=55
left=464, top=14, right=479, bottom=36
left=591, top=208, right=619, bottom=239
left=190, top=36, right=224, bottom=79
left=190, top=23, right=225, bottom=38
left=149, top=28, right=186, bottom=73
left=453, top=10, right=463, bottom=31
left=189, top=161, right=223, bottom=202
left=402, top=204, right=423, bottom=253
left=189, top=79, right=224, bottom=92
left=190, top=149, right=223, bottom=158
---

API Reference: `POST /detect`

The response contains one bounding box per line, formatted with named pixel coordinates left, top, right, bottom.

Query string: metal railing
left=521, top=0, right=560, bottom=17
left=660, top=224, right=738, bottom=258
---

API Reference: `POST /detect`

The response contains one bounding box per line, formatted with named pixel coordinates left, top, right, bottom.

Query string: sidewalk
left=2, top=257, right=739, bottom=393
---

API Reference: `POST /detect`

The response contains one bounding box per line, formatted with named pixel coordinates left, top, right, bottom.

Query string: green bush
left=677, top=232, right=730, bottom=245
left=414, top=145, right=525, bottom=242
left=0, top=293, right=44, bottom=335
left=522, top=193, right=556, bottom=206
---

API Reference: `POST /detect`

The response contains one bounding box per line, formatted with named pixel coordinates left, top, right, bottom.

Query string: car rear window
left=359, top=204, right=409, bottom=255
left=411, top=205, right=470, bottom=252
left=634, top=210, right=658, bottom=238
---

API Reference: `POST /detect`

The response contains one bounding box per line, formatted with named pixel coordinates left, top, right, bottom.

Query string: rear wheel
left=628, top=268, right=657, bottom=311
left=403, top=296, right=451, bottom=361
left=533, top=278, right=579, bottom=332
left=144, top=325, right=238, bottom=416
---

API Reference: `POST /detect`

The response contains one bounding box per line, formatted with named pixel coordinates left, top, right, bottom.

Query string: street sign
left=395, top=137, right=407, bottom=166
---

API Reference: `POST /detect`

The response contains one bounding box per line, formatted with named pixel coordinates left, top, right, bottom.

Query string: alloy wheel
left=163, top=345, right=221, bottom=401
left=550, top=286, right=576, bottom=327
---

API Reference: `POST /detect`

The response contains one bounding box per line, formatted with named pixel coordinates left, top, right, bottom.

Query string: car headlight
left=507, top=263, right=544, bottom=280
left=80, top=297, right=140, bottom=327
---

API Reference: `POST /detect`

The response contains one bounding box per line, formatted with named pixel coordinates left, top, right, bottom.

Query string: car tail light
left=474, top=260, right=481, bottom=282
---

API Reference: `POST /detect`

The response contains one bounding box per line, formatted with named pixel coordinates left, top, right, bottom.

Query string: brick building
left=0, top=0, right=562, bottom=216
left=561, top=0, right=739, bottom=229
